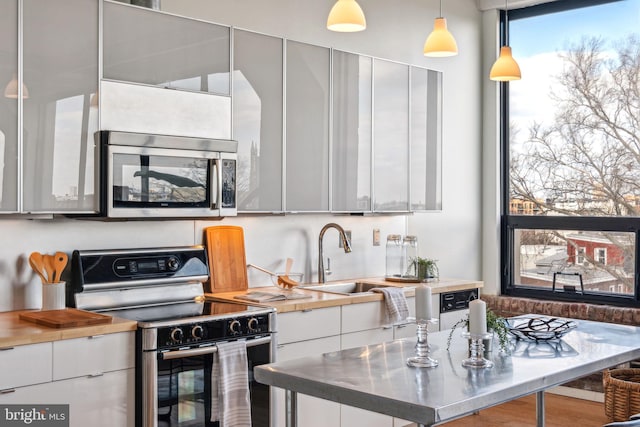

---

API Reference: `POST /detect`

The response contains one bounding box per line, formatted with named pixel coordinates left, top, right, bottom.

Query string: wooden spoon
left=52, top=252, right=68, bottom=283
left=28, top=252, right=48, bottom=284
left=43, top=255, right=55, bottom=284
left=278, top=258, right=298, bottom=289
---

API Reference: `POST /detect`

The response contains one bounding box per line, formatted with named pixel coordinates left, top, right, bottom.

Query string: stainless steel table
left=255, top=318, right=640, bottom=427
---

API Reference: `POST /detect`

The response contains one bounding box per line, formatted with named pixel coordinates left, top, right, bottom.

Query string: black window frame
left=499, top=0, right=640, bottom=308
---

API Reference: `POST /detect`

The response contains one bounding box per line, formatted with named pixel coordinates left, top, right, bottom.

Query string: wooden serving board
left=19, top=308, right=112, bottom=328
left=204, top=225, right=249, bottom=293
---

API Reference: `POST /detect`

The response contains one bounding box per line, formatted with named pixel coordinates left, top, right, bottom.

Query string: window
left=502, top=0, right=640, bottom=306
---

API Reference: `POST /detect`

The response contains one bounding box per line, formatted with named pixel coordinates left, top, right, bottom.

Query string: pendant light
left=489, top=0, right=521, bottom=81
left=4, top=73, right=29, bottom=99
left=423, top=0, right=458, bottom=57
left=327, top=0, right=366, bottom=32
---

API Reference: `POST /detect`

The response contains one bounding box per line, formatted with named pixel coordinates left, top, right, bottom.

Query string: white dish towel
left=372, top=287, right=409, bottom=325
left=210, top=340, right=252, bottom=427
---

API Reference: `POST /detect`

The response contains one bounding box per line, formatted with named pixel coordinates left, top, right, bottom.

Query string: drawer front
left=341, top=328, right=393, bottom=351
left=0, top=342, right=52, bottom=390
left=278, top=307, right=340, bottom=344
left=342, top=301, right=387, bottom=333
left=53, top=332, right=135, bottom=380
left=277, top=336, right=341, bottom=361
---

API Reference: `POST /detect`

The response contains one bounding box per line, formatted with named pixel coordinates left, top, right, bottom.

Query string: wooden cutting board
left=19, top=308, right=112, bottom=328
left=204, top=225, right=248, bottom=293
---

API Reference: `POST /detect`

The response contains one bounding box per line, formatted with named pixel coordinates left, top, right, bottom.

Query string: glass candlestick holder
left=407, top=317, right=439, bottom=368
left=461, top=331, right=494, bottom=369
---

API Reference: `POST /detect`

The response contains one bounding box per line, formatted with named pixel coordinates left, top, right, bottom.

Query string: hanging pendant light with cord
left=423, top=0, right=458, bottom=57
left=490, top=0, right=521, bottom=81
left=327, top=0, right=366, bottom=32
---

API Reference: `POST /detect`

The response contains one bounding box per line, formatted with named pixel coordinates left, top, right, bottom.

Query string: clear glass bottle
left=385, top=234, right=404, bottom=278
left=403, top=235, right=418, bottom=277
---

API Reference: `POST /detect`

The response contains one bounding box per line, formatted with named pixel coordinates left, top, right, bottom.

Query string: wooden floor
left=440, top=393, right=609, bottom=427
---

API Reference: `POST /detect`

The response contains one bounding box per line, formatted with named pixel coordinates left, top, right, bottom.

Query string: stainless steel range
left=70, top=246, right=276, bottom=427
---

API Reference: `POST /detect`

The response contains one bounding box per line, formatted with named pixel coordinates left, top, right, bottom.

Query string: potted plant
left=409, top=257, right=439, bottom=280
left=446, top=307, right=510, bottom=353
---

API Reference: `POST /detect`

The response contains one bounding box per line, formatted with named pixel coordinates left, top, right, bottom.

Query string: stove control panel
left=157, top=313, right=271, bottom=350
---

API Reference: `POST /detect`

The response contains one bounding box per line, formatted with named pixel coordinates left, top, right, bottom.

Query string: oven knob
left=229, top=319, right=242, bottom=335
left=170, top=328, right=184, bottom=343
left=191, top=325, right=204, bottom=339
left=248, top=318, right=259, bottom=332
left=167, top=257, right=180, bottom=271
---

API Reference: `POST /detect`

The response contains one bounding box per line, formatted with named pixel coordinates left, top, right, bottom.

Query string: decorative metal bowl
left=507, top=316, right=577, bottom=341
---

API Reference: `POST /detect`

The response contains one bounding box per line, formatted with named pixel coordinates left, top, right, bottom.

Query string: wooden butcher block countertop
left=0, top=309, right=138, bottom=348
left=207, top=277, right=483, bottom=313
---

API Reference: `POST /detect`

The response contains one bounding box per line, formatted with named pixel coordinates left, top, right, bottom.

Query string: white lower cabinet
left=0, top=331, right=135, bottom=427
left=275, top=307, right=342, bottom=427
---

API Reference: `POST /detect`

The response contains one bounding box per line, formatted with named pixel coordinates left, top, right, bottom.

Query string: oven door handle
left=161, top=336, right=272, bottom=360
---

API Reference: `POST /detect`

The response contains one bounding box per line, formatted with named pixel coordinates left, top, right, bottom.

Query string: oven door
left=106, top=144, right=236, bottom=218
left=141, top=336, right=272, bottom=427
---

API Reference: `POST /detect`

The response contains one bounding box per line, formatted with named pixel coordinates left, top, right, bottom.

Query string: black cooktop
left=98, top=300, right=272, bottom=326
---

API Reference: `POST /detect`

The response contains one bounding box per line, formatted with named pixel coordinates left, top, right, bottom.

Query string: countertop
left=0, top=310, right=138, bottom=348
left=206, top=277, right=483, bottom=313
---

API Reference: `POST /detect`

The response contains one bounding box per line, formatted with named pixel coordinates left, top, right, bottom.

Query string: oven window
left=156, top=344, right=271, bottom=427
left=112, top=153, right=209, bottom=208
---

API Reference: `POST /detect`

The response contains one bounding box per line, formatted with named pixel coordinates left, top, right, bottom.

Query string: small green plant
left=409, top=257, right=439, bottom=280
left=446, top=307, right=510, bottom=353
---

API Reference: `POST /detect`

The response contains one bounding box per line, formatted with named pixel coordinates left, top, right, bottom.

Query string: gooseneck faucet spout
left=318, top=223, right=352, bottom=283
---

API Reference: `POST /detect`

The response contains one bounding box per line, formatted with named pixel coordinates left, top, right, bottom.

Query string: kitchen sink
left=301, top=282, right=392, bottom=295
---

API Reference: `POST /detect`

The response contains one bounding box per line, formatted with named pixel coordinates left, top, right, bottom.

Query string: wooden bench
left=482, top=295, right=640, bottom=393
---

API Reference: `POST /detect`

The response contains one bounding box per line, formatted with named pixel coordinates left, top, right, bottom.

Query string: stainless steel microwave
left=96, top=131, right=237, bottom=219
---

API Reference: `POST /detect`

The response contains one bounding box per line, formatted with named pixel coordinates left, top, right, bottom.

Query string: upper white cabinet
left=331, top=50, right=372, bottom=212
left=103, top=1, right=230, bottom=95
left=410, top=66, right=442, bottom=211
left=22, top=0, right=99, bottom=213
left=0, top=0, right=18, bottom=212
left=285, top=41, right=330, bottom=212
left=234, top=30, right=284, bottom=212
left=373, top=59, right=410, bottom=212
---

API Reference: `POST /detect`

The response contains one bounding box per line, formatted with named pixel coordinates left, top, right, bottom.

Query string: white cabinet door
left=103, top=1, right=230, bottom=95
left=278, top=306, right=340, bottom=344
left=285, top=40, right=330, bottom=212
left=373, top=59, right=410, bottom=212
left=0, top=0, right=18, bottom=213
left=22, top=0, right=99, bottom=213
left=341, top=327, right=393, bottom=350
left=0, top=342, right=52, bottom=390
left=342, top=300, right=387, bottom=333
left=0, top=369, right=134, bottom=427
left=331, top=50, right=372, bottom=212
left=53, top=332, right=135, bottom=380
left=275, top=336, right=341, bottom=427
left=410, top=67, right=442, bottom=211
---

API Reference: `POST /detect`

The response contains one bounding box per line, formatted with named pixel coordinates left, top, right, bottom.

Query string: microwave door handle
left=210, top=159, right=220, bottom=209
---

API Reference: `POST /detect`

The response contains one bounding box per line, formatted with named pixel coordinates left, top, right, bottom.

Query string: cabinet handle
left=382, top=325, right=393, bottom=330
left=88, top=372, right=104, bottom=378
left=277, top=344, right=285, bottom=349
left=0, top=389, right=16, bottom=394
left=89, top=335, right=105, bottom=339
left=396, top=324, right=408, bottom=329
left=301, top=308, right=313, bottom=313
left=0, top=347, right=14, bottom=351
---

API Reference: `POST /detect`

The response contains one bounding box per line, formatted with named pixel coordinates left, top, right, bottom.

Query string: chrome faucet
left=318, top=223, right=352, bottom=283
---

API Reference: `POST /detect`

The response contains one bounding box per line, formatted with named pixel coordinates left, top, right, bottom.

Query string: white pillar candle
left=415, top=285, right=432, bottom=321
left=468, top=299, right=487, bottom=335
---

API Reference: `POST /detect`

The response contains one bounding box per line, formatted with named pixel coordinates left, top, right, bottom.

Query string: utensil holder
left=407, top=318, right=439, bottom=368
left=43, top=281, right=66, bottom=310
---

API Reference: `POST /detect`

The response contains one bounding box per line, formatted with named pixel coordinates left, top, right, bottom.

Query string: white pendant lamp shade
left=423, top=17, right=458, bottom=57
left=4, top=73, right=29, bottom=99
left=490, top=46, right=521, bottom=81
left=327, top=0, right=366, bottom=32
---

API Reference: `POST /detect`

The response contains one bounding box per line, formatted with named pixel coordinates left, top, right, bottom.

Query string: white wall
left=0, top=0, right=486, bottom=311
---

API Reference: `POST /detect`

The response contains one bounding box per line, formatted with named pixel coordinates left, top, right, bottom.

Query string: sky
left=508, top=0, right=640, bottom=151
